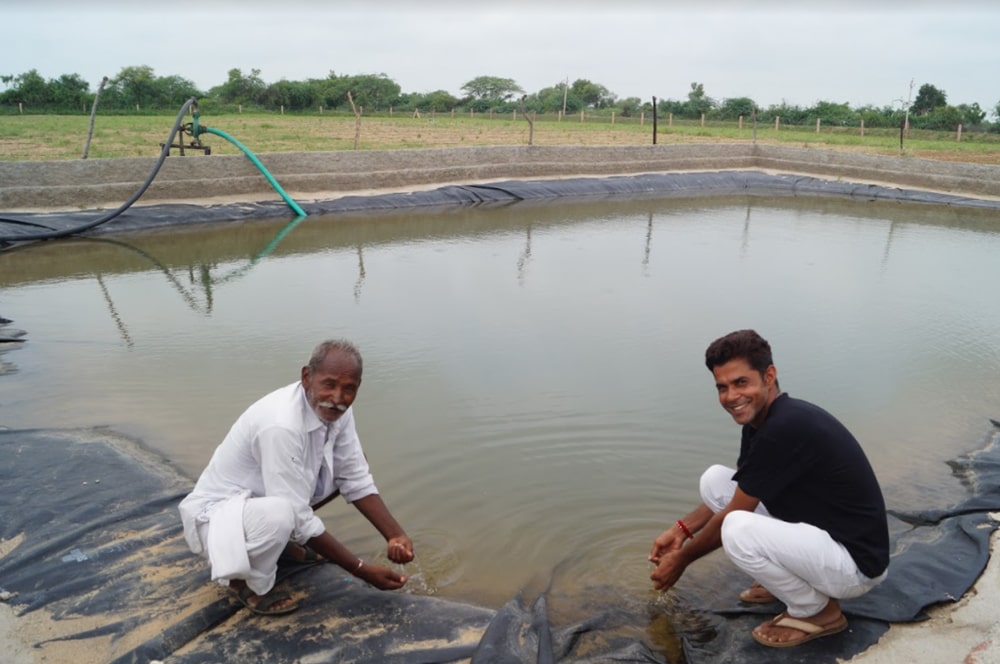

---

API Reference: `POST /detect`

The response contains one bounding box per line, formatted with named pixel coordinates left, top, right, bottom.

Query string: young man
left=648, top=329, right=889, bottom=648
left=179, top=339, right=413, bottom=615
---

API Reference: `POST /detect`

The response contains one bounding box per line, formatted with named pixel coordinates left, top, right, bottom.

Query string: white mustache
left=318, top=401, right=347, bottom=412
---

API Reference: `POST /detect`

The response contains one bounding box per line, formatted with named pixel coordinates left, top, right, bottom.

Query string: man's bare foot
left=229, top=579, right=299, bottom=616
left=752, top=599, right=847, bottom=648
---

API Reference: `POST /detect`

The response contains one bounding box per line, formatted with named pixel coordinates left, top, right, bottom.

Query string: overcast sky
left=6, top=0, right=999, bottom=114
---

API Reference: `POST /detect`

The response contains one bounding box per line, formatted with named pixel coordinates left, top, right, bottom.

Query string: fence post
left=775, top=116, right=780, bottom=131
left=18, top=102, right=23, bottom=113
left=580, top=110, right=585, bottom=122
left=640, top=111, right=645, bottom=126
left=513, top=109, right=517, bottom=121
left=280, top=105, right=284, bottom=115
left=611, top=111, right=615, bottom=125
left=957, top=123, right=963, bottom=142
left=701, top=113, right=705, bottom=127
left=238, top=104, right=242, bottom=114
left=860, top=118, right=865, bottom=136
left=668, top=113, right=673, bottom=126
left=739, top=115, right=743, bottom=130
left=816, top=118, right=821, bottom=133
left=319, top=106, right=323, bottom=113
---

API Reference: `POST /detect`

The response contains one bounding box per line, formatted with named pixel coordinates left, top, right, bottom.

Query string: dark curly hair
left=705, top=329, right=774, bottom=377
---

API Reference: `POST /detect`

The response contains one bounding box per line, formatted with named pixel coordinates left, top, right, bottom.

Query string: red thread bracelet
left=676, top=519, right=694, bottom=540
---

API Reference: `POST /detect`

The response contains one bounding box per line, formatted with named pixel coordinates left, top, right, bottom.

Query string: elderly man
left=179, top=339, right=413, bottom=615
left=649, top=329, right=889, bottom=648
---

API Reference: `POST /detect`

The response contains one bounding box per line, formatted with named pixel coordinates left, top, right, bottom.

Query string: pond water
left=2, top=192, right=1000, bottom=617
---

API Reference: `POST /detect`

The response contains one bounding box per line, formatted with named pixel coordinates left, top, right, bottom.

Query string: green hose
left=199, top=126, right=307, bottom=218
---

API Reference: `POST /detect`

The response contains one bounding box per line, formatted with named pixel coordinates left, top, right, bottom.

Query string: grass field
left=2, top=111, right=999, bottom=165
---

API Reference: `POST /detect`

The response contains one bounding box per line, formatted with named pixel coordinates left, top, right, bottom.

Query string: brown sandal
left=752, top=611, right=848, bottom=648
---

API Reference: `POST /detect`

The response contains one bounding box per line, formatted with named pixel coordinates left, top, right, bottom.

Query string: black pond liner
left=2, top=171, right=1000, bottom=244
left=1, top=422, right=999, bottom=663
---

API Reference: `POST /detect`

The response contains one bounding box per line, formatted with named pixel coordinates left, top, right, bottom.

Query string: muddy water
left=2, top=194, right=999, bottom=615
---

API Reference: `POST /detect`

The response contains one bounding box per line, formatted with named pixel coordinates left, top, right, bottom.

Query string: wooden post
left=775, top=116, right=780, bottom=131
left=513, top=109, right=517, bottom=121
left=700, top=113, right=705, bottom=127
left=668, top=113, right=673, bottom=126
left=558, top=110, right=562, bottom=122
left=816, top=118, right=821, bottom=133
left=319, top=106, right=323, bottom=113
left=347, top=91, right=362, bottom=150
left=860, top=118, right=865, bottom=136
left=640, top=111, right=645, bottom=126
left=18, top=102, right=22, bottom=113
left=580, top=110, right=584, bottom=122
left=957, top=123, right=963, bottom=142
left=611, top=111, right=615, bottom=125
left=738, top=115, right=743, bottom=130
left=280, top=105, right=284, bottom=115
left=238, top=104, right=242, bottom=113
left=451, top=109, right=455, bottom=118
left=470, top=108, right=474, bottom=118
left=82, top=75, right=109, bottom=159
left=652, top=96, right=657, bottom=145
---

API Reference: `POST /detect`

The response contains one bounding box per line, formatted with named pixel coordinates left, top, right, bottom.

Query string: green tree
left=214, top=68, right=266, bottom=106
left=461, top=75, right=523, bottom=105
left=685, top=82, right=715, bottom=118
left=113, top=65, right=157, bottom=108
left=570, top=79, right=614, bottom=109
left=912, top=83, right=947, bottom=115
left=809, top=100, right=857, bottom=126
left=49, top=73, right=91, bottom=109
left=955, top=103, right=986, bottom=128
left=617, top=96, right=643, bottom=117
left=717, top=96, right=757, bottom=120
left=2, top=69, right=49, bottom=105
left=532, top=82, right=582, bottom=114
left=412, top=89, right=460, bottom=112
left=342, top=74, right=401, bottom=112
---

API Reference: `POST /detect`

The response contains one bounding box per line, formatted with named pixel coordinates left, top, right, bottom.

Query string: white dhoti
left=700, top=464, right=886, bottom=617
left=197, top=495, right=297, bottom=596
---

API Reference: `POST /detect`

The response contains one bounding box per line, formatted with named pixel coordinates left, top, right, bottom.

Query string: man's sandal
left=752, top=611, right=848, bottom=648
left=279, top=542, right=325, bottom=565
left=739, top=582, right=778, bottom=604
left=232, top=585, right=299, bottom=616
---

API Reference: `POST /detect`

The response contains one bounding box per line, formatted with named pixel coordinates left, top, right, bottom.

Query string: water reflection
left=2, top=193, right=1000, bottom=647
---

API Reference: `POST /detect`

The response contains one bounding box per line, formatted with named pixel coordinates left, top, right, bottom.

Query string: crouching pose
left=180, top=339, right=413, bottom=615
left=649, top=329, right=889, bottom=648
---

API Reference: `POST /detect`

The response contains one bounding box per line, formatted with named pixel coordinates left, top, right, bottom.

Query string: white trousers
left=197, top=496, right=296, bottom=596
left=700, top=464, right=886, bottom=617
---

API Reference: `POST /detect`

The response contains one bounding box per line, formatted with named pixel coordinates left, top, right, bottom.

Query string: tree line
left=1, top=66, right=996, bottom=132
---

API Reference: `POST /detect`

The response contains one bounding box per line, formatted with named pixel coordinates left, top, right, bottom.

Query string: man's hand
left=358, top=563, right=408, bottom=590
left=650, top=550, right=688, bottom=592
left=387, top=535, right=414, bottom=564
left=648, top=528, right=684, bottom=564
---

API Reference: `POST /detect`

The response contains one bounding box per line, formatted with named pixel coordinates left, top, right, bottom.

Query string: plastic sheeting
left=3, top=171, right=1000, bottom=243
left=1, top=423, right=999, bottom=663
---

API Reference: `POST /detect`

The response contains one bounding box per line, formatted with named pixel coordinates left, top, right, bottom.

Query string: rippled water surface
left=3, top=193, right=999, bottom=612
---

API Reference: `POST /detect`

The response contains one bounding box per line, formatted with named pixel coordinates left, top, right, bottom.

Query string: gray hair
left=308, top=339, right=363, bottom=374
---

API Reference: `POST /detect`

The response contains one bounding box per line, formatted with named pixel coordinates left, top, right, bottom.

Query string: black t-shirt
left=732, top=393, right=890, bottom=578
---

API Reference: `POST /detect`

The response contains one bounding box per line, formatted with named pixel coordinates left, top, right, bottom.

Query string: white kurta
left=179, top=381, right=377, bottom=587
